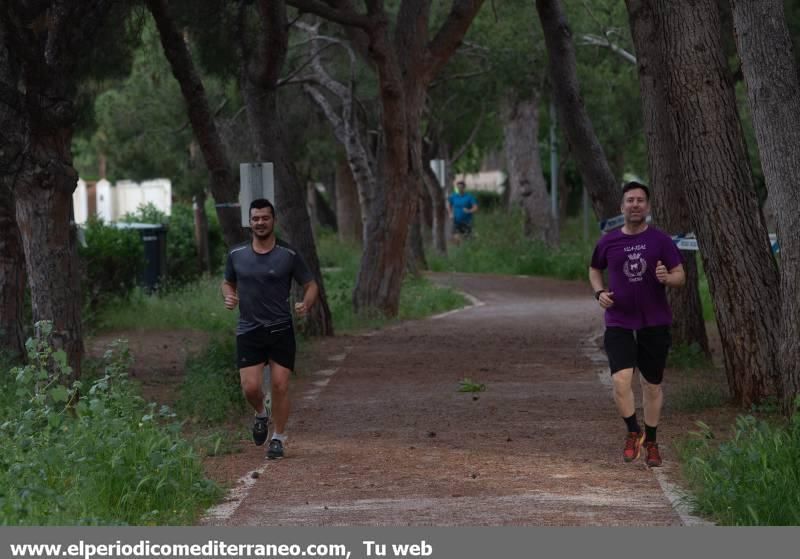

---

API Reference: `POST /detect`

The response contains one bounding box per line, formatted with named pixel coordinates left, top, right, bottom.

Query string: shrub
left=79, top=218, right=145, bottom=309
left=0, top=322, right=219, bottom=525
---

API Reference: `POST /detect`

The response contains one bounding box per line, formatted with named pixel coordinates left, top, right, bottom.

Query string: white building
left=72, top=178, right=172, bottom=224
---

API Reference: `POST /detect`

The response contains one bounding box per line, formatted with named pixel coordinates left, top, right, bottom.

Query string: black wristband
left=594, top=289, right=606, bottom=300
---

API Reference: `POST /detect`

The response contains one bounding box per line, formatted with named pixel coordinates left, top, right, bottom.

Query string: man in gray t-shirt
left=222, top=199, right=318, bottom=459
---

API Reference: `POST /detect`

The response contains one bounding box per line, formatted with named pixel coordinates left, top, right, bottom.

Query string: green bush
left=79, top=218, right=145, bottom=309
left=123, top=201, right=226, bottom=288
left=680, top=411, right=800, bottom=525
left=0, top=322, right=219, bottom=525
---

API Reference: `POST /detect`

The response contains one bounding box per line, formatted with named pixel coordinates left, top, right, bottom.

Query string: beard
left=252, top=227, right=273, bottom=239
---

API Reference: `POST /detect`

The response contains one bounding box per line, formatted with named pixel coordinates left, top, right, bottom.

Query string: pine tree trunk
left=656, top=0, right=781, bottom=406
left=730, top=0, right=800, bottom=413
left=536, top=0, right=620, bottom=220
left=241, top=0, right=333, bottom=336
left=503, top=94, right=557, bottom=245
left=16, top=151, right=84, bottom=378
left=0, top=188, right=25, bottom=359
left=422, top=163, right=448, bottom=255
left=626, top=0, right=709, bottom=355
left=335, top=158, right=363, bottom=244
left=147, top=0, right=247, bottom=248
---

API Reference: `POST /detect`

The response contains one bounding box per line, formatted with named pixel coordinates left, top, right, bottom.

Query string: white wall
left=96, top=179, right=114, bottom=223
left=72, top=179, right=88, bottom=225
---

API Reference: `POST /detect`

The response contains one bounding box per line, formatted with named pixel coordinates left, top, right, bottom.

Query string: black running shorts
left=236, top=323, right=296, bottom=371
left=603, top=326, right=671, bottom=385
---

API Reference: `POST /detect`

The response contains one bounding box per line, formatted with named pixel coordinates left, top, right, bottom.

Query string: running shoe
left=252, top=416, right=269, bottom=446
left=267, top=438, right=284, bottom=460
left=623, top=431, right=645, bottom=462
left=645, top=442, right=662, bottom=467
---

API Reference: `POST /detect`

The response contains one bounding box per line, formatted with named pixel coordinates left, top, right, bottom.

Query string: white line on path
left=580, top=331, right=713, bottom=526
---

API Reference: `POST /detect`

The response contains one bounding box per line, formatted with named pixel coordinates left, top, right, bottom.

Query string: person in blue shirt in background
left=447, top=180, right=479, bottom=241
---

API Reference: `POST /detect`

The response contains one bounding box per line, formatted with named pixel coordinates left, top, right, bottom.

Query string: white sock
left=271, top=432, right=287, bottom=443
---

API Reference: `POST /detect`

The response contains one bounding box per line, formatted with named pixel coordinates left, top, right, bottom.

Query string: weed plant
left=0, top=323, right=218, bottom=525
left=679, top=411, right=800, bottom=525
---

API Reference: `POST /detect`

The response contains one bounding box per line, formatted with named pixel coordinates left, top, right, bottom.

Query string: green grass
left=95, top=278, right=237, bottom=335
left=0, top=332, right=219, bottom=525
left=428, top=211, right=596, bottom=281
left=678, top=411, right=800, bottom=525
left=317, top=231, right=468, bottom=333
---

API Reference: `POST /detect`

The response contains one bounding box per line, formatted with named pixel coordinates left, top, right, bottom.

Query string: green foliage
left=95, top=277, right=236, bottom=334
left=679, top=411, right=800, bottom=525
left=79, top=218, right=146, bottom=309
left=316, top=231, right=467, bottom=332
left=176, top=337, right=245, bottom=426
left=121, top=201, right=225, bottom=289
left=0, top=323, right=218, bottom=525
left=429, top=210, right=595, bottom=281
left=668, top=343, right=713, bottom=370
left=458, top=378, right=486, bottom=393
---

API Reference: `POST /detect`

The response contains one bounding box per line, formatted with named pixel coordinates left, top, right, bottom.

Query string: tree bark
left=626, top=0, right=709, bottom=355
left=656, top=0, right=781, bottom=406
left=242, top=0, right=333, bottom=336
left=289, top=0, right=485, bottom=317
left=335, top=157, right=363, bottom=244
left=503, top=94, right=557, bottom=245
left=535, top=0, right=620, bottom=221
left=0, top=188, right=25, bottom=359
left=730, top=0, right=800, bottom=413
left=146, top=0, right=247, bottom=248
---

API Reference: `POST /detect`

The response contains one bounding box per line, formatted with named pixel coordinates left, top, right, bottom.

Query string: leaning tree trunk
left=503, top=94, right=557, bottom=245
left=0, top=188, right=25, bottom=359
left=730, top=0, right=800, bottom=413
left=536, top=0, right=620, bottom=221
left=335, top=157, right=363, bottom=244
left=242, top=0, right=333, bottom=336
left=626, top=0, right=709, bottom=355
left=656, top=0, right=781, bottom=406
left=147, top=0, right=247, bottom=248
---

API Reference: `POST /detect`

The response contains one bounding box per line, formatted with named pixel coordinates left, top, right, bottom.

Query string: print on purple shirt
left=590, top=226, right=683, bottom=330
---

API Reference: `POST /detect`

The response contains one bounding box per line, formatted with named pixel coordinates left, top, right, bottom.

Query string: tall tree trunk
left=503, top=94, right=557, bottom=245
left=536, top=0, right=620, bottom=220
left=16, top=147, right=84, bottom=378
left=335, top=157, right=363, bottom=244
left=146, top=0, right=247, bottom=248
left=626, top=0, right=709, bottom=355
left=0, top=188, right=25, bottom=359
left=730, top=0, right=800, bottom=413
left=422, top=162, right=448, bottom=255
left=656, top=0, right=781, bottom=406
left=242, top=0, right=333, bottom=336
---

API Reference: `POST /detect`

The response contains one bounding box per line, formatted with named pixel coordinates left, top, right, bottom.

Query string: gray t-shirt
left=224, top=239, right=314, bottom=335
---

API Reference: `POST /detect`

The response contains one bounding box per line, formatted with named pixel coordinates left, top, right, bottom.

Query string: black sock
left=623, top=413, right=640, bottom=434
left=645, top=424, right=658, bottom=443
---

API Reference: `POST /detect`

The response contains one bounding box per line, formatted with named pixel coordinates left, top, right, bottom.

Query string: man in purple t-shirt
left=589, top=181, right=685, bottom=467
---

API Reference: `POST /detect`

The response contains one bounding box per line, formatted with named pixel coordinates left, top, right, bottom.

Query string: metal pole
left=549, top=100, right=559, bottom=230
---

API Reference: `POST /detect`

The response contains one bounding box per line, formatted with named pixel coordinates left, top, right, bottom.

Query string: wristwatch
left=594, top=289, right=606, bottom=300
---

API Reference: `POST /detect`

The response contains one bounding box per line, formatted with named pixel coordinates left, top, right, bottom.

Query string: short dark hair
left=456, top=180, right=466, bottom=188
left=622, top=181, right=650, bottom=201
left=249, top=198, right=275, bottom=217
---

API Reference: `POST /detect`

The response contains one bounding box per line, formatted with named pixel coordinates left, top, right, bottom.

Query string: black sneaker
left=252, top=416, right=269, bottom=446
left=267, top=438, right=284, bottom=459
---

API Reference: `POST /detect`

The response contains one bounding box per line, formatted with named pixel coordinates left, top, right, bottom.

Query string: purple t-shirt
left=590, top=226, right=683, bottom=330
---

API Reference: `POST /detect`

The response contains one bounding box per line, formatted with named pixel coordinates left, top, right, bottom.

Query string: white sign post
left=239, top=163, right=275, bottom=227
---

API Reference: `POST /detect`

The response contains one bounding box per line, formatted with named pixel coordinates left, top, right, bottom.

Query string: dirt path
left=200, top=272, right=703, bottom=526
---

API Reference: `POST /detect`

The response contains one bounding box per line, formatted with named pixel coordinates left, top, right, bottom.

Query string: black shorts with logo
left=236, top=322, right=296, bottom=371
left=604, top=325, right=671, bottom=385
